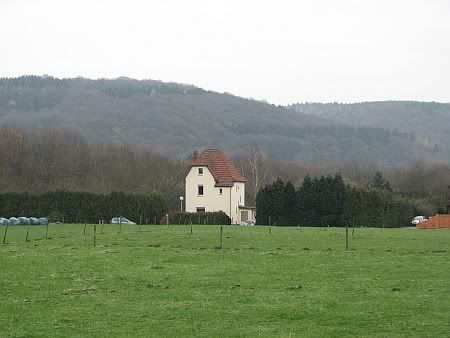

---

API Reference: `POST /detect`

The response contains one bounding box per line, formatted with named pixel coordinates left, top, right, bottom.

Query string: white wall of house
left=185, top=166, right=246, bottom=224
left=231, top=182, right=245, bottom=223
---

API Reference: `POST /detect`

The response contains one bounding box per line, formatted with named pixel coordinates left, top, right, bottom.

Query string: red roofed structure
left=184, top=149, right=255, bottom=224
left=191, top=149, right=247, bottom=187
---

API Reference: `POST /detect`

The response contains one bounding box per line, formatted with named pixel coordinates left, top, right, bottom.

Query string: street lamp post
left=179, top=196, right=184, bottom=212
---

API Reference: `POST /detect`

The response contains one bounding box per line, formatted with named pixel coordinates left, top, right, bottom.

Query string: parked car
left=111, top=217, right=136, bottom=225
left=240, top=220, right=255, bottom=226
left=411, top=216, right=428, bottom=225
left=29, top=217, right=40, bottom=225
left=0, top=218, right=11, bottom=226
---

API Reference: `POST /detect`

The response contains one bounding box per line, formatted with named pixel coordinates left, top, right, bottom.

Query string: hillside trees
left=2, top=76, right=448, bottom=166
left=370, top=171, right=392, bottom=192
left=0, top=127, right=185, bottom=209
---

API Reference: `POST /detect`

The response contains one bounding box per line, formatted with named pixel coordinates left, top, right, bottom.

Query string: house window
left=198, top=168, right=203, bottom=175
left=196, top=207, right=205, bottom=213
left=219, top=188, right=223, bottom=195
left=198, top=185, right=204, bottom=196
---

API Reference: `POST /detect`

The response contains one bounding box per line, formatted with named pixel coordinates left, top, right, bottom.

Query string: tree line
left=0, top=127, right=448, bottom=217
left=0, top=127, right=185, bottom=210
left=0, top=191, right=166, bottom=224
left=256, top=175, right=418, bottom=227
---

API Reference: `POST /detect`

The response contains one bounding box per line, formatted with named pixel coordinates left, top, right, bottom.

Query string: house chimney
left=192, top=150, right=198, bottom=160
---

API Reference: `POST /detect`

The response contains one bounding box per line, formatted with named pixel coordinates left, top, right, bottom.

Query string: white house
left=185, top=149, right=255, bottom=224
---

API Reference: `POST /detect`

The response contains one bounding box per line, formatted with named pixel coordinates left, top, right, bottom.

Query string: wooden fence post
left=345, top=225, right=349, bottom=250
left=2, top=225, right=8, bottom=244
left=94, top=224, right=97, bottom=247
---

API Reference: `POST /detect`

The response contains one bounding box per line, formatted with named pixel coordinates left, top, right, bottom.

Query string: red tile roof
left=191, top=149, right=247, bottom=186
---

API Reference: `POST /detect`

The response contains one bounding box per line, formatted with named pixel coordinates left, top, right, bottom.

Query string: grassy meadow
left=1, top=224, right=450, bottom=337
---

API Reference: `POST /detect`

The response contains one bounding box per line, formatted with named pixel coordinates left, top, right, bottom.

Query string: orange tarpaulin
left=417, top=214, right=450, bottom=229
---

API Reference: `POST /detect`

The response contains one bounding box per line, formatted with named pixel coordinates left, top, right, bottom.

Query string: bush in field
left=169, top=211, right=231, bottom=225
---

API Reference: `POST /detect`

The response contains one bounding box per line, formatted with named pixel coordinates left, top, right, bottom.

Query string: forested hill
left=0, top=76, right=448, bottom=166
left=288, top=102, right=450, bottom=162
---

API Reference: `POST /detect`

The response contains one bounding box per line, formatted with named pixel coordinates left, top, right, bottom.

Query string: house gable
left=185, top=149, right=250, bottom=224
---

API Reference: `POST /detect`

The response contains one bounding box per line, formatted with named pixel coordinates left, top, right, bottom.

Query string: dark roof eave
left=214, top=182, right=234, bottom=187
left=238, top=205, right=256, bottom=210
left=214, top=179, right=247, bottom=187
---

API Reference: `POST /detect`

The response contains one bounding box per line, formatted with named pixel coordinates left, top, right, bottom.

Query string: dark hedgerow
left=169, top=211, right=231, bottom=225
left=0, top=191, right=167, bottom=224
left=256, top=175, right=418, bottom=227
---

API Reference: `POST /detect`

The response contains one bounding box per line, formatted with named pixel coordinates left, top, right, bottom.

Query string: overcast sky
left=1, top=0, right=449, bottom=104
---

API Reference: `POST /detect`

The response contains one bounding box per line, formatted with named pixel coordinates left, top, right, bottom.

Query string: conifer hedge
left=168, top=211, right=231, bottom=225
left=0, top=191, right=167, bottom=224
left=256, top=175, right=418, bottom=227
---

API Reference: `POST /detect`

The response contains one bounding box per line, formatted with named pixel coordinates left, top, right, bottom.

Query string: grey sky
left=1, top=0, right=449, bottom=104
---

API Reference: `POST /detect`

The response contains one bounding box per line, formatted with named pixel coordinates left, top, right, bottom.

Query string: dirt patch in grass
left=146, top=283, right=169, bottom=289
left=63, top=286, right=97, bottom=295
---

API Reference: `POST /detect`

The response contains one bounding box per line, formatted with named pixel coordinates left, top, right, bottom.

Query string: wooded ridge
left=2, top=76, right=448, bottom=167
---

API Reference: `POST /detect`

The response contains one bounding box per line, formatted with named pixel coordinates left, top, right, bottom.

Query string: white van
left=411, top=216, right=428, bottom=225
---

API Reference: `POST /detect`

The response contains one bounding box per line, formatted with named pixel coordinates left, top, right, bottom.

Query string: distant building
left=185, top=149, right=255, bottom=224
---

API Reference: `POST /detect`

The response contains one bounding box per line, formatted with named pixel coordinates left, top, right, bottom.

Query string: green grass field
left=1, top=224, right=450, bottom=337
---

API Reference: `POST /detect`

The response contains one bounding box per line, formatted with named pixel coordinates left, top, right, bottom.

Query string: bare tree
left=234, top=143, right=272, bottom=205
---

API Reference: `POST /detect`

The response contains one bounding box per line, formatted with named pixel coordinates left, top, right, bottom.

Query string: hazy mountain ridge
left=0, top=76, right=448, bottom=166
left=288, top=101, right=450, bottom=143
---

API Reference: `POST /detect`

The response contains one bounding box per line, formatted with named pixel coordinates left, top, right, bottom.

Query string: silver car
left=111, top=217, right=136, bottom=225
left=411, top=216, right=428, bottom=225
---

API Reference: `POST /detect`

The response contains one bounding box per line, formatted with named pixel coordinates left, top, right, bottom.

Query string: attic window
left=219, top=188, right=223, bottom=195
left=198, top=168, right=203, bottom=175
